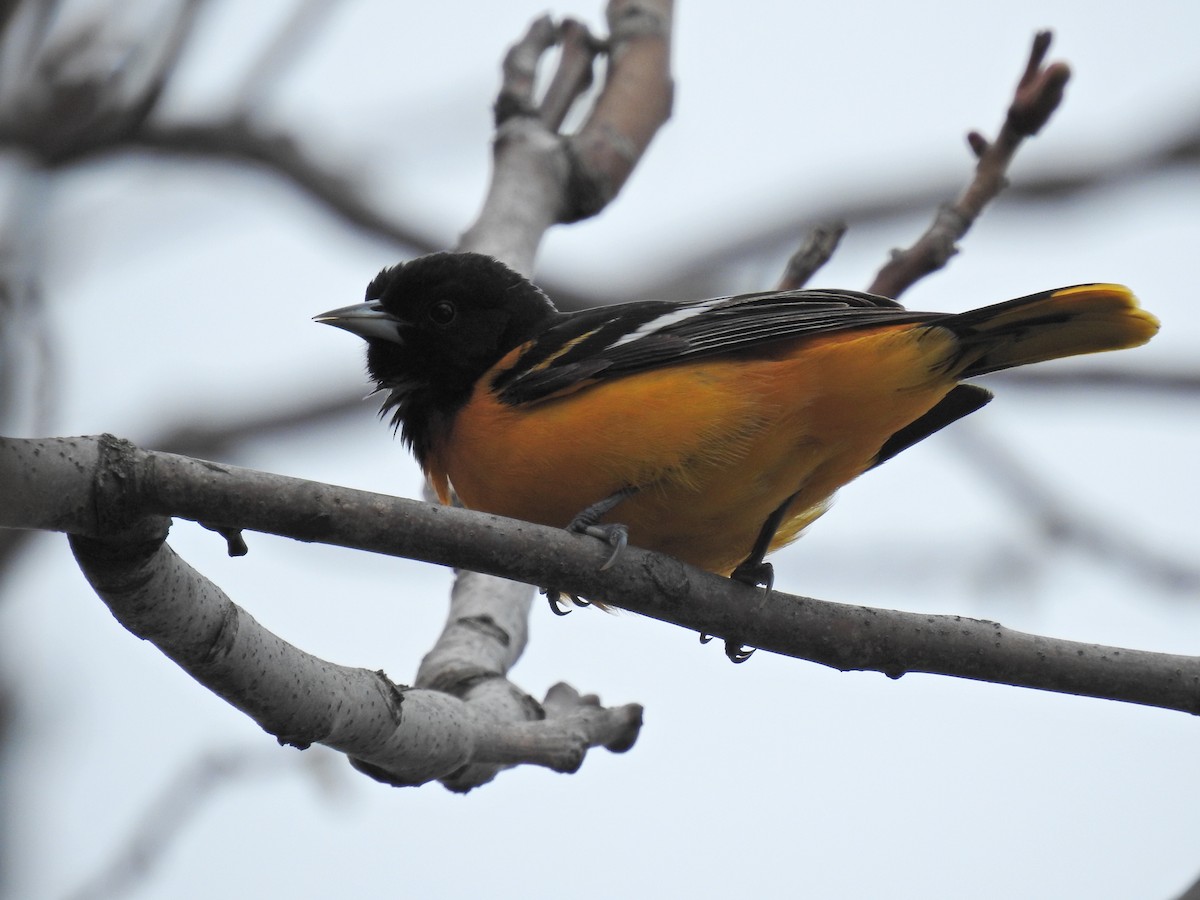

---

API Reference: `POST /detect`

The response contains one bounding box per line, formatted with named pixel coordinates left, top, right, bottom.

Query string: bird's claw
left=694, top=562, right=770, bottom=661
left=544, top=587, right=589, bottom=616
left=698, top=632, right=755, bottom=662
left=582, top=523, right=628, bottom=571
left=724, top=642, right=755, bottom=663
left=566, top=488, right=637, bottom=572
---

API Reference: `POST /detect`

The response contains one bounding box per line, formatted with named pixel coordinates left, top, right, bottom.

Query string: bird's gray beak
left=313, top=301, right=403, bottom=344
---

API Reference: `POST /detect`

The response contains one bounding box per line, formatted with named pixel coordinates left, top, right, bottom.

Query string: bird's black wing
left=493, top=288, right=939, bottom=406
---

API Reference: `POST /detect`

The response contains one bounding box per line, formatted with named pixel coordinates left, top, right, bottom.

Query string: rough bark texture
left=4, top=435, right=1196, bottom=718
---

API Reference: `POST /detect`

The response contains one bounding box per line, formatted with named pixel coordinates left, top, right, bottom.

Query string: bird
left=316, top=251, right=1158, bottom=658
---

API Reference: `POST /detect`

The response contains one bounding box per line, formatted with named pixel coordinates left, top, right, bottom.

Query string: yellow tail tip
left=1049, top=283, right=1160, bottom=348
left=951, top=282, right=1159, bottom=378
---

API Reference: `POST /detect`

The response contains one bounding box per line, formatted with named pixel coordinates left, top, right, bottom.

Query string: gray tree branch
left=0, top=432, right=642, bottom=789
left=2, top=433, right=1197, bottom=716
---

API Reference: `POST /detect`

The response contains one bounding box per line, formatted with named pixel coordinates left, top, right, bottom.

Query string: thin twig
left=495, top=14, right=558, bottom=124
left=776, top=222, right=846, bottom=290
left=538, top=18, right=599, bottom=131
left=868, top=31, right=1071, bottom=299
left=1175, top=871, right=1200, bottom=900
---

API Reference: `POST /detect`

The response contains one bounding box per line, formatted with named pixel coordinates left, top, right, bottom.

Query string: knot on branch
left=92, top=433, right=168, bottom=540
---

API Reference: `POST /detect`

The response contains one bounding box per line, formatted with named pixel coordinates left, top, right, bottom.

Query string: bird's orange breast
left=426, top=324, right=961, bottom=575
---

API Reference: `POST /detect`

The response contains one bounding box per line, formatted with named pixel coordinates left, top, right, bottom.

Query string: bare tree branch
left=537, top=19, right=599, bottom=131
left=494, top=15, right=559, bottom=124
left=3, top=434, right=1198, bottom=717
left=19, top=432, right=641, bottom=789
left=869, top=31, right=1071, bottom=298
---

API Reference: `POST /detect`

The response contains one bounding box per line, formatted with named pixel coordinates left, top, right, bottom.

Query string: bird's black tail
left=941, top=283, right=1159, bottom=379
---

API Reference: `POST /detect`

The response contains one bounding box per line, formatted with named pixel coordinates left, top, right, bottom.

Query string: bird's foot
left=566, top=486, right=638, bottom=570
left=730, top=559, right=774, bottom=595
left=697, top=561, right=773, bottom=663
left=577, top=523, right=628, bottom=571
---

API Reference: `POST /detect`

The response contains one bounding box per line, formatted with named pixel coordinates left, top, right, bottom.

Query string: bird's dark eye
left=429, top=299, right=457, bottom=326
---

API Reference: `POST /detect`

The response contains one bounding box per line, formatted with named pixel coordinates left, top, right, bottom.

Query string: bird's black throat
left=359, top=252, right=559, bottom=466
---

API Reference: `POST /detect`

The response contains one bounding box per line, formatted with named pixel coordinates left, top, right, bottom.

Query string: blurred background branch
left=63, top=745, right=344, bottom=900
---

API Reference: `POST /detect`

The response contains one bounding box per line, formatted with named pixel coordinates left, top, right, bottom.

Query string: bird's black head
left=316, top=251, right=557, bottom=463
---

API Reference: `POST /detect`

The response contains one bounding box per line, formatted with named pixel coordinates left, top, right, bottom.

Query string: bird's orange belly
left=430, top=328, right=958, bottom=575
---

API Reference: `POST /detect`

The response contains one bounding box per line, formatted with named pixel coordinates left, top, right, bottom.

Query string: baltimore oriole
left=317, top=252, right=1158, bottom=653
